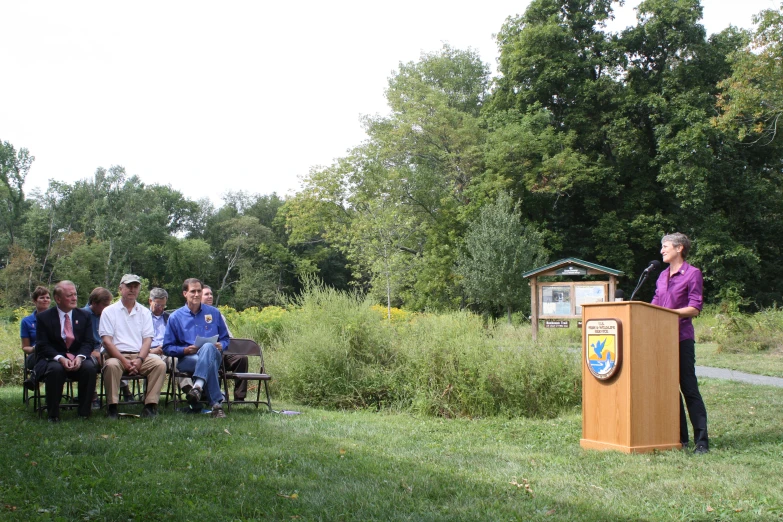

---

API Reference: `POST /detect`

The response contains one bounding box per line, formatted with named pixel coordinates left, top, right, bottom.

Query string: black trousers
left=27, top=355, right=48, bottom=384
left=679, top=339, right=709, bottom=448
left=223, top=353, right=248, bottom=400
left=44, top=359, right=98, bottom=418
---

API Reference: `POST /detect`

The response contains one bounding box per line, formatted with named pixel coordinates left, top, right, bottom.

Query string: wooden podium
left=580, top=301, right=681, bottom=453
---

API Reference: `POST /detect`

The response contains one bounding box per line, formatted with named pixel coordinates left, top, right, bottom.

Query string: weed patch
left=268, top=284, right=580, bottom=418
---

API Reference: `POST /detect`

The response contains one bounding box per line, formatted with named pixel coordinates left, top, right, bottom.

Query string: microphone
left=643, top=260, right=661, bottom=273
left=614, top=289, right=624, bottom=302
left=630, top=260, right=661, bottom=300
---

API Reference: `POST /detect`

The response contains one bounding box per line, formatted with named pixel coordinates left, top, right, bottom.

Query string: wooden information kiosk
left=580, top=301, right=681, bottom=453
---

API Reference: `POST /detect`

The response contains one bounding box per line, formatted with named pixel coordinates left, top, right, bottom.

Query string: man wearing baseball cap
left=100, top=274, right=167, bottom=418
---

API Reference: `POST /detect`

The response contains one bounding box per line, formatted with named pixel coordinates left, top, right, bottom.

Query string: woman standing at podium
left=651, top=232, right=710, bottom=454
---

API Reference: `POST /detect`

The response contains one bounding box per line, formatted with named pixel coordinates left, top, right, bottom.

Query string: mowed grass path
left=697, top=343, right=783, bottom=378
left=1, top=380, right=782, bottom=522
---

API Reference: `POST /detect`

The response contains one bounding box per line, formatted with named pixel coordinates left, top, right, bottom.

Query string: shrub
left=223, top=305, right=289, bottom=347
left=0, top=318, right=23, bottom=386
left=713, top=306, right=783, bottom=354
left=397, top=315, right=580, bottom=418
left=369, top=304, right=412, bottom=323
left=270, top=284, right=398, bottom=409
left=268, top=284, right=581, bottom=418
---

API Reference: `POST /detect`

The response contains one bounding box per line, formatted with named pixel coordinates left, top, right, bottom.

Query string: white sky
left=1, top=0, right=778, bottom=205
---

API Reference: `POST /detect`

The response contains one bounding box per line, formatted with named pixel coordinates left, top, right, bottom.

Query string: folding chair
left=100, top=354, right=149, bottom=410
left=23, top=352, right=33, bottom=407
left=164, top=357, right=206, bottom=412
left=23, top=347, right=72, bottom=416
left=34, top=374, right=80, bottom=418
left=30, top=350, right=96, bottom=418
left=221, top=338, right=272, bottom=412
left=24, top=347, right=48, bottom=409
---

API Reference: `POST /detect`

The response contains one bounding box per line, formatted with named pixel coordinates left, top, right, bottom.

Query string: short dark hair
left=88, top=287, right=113, bottom=305
left=202, top=285, right=212, bottom=291
left=32, top=286, right=50, bottom=301
left=182, top=278, right=203, bottom=292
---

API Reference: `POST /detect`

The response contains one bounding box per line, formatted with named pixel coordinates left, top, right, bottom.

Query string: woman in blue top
left=20, top=286, right=51, bottom=370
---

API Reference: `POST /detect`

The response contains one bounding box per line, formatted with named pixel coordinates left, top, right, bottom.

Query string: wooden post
left=530, top=276, right=538, bottom=340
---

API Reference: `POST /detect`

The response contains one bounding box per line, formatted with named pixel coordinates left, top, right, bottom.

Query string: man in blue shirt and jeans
left=163, top=278, right=230, bottom=418
left=651, top=232, right=709, bottom=454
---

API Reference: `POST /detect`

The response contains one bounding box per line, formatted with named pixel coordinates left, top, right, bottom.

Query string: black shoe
left=23, top=377, right=36, bottom=390
left=48, top=416, right=60, bottom=423
left=141, top=404, right=158, bottom=418
left=186, top=386, right=202, bottom=407
left=694, top=444, right=709, bottom=455
left=107, top=404, right=119, bottom=419
left=181, top=384, right=192, bottom=395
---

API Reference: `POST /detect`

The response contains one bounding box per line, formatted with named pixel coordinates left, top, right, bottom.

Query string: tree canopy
left=3, top=1, right=783, bottom=314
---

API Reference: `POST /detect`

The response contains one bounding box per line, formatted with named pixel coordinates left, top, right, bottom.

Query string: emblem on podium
left=585, top=318, right=622, bottom=380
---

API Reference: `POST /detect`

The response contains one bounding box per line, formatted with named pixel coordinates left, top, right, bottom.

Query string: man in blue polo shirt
left=163, top=278, right=230, bottom=418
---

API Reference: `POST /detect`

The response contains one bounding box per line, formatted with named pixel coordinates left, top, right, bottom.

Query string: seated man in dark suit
left=34, top=280, right=98, bottom=422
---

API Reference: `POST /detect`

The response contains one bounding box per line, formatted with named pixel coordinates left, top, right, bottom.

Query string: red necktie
left=64, top=314, right=74, bottom=349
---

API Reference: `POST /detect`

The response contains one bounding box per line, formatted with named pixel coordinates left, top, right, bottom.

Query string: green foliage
left=457, top=192, right=548, bottom=322
left=0, top=140, right=33, bottom=250
left=269, top=284, right=580, bottom=418
left=396, top=314, right=581, bottom=418
left=0, top=317, right=23, bottom=385
left=288, top=45, right=490, bottom=312
left=270, top=283, right=399, bottom=409
left=0, top=245, right=38, bottom=307
left=222, top=305, right=288, bottom=347
left=717, top=5, right=783, bottom=144
left=713, top=306, right=783, bottom=354
left=4, top=0, right=783, bottom=314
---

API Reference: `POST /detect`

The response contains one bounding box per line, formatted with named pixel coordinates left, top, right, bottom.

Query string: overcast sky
left=1, top=0, right=778, bottom=205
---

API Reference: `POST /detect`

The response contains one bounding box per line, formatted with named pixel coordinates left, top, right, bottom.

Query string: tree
left=290, top=45, right=492, bottom=310
left=0, top=140, right=33, bottom=249
left=348, top=197, right=416, bottom=319
left=215, top=216, right=271, bottom=304
left=0, top=245, right=38, bottom=306
left=457, top=193, right=548, bottom=323
left=717, top=5, right=783, bottom=144
left=488, top=0, right=626, bottom=272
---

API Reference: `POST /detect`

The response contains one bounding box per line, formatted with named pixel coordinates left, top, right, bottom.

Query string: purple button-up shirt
left=651, top=262, right=703, bottom=341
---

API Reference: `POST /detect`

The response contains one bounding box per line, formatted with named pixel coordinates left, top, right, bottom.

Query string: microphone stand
left=629, top=270, right=651, bottom=301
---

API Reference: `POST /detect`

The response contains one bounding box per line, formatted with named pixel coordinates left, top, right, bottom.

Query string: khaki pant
left=104, top=353, right=167, bottom=406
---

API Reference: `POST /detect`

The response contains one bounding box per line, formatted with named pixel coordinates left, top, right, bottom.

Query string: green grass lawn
left=697, top=343, right=783, bottom=378
left=1, top=379, right=782, bottom=521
